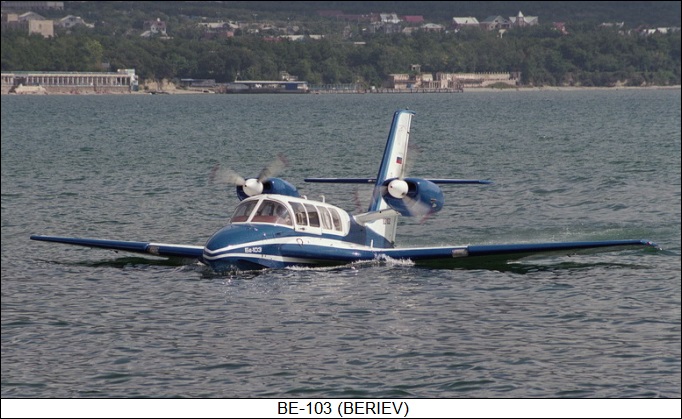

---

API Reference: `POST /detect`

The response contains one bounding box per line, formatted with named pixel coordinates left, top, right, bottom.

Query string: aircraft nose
left=202, top=224, right=277, bottom=272
left=204, top=225, right=260, bottom=252
left=205, top=228, right=228, bottom=252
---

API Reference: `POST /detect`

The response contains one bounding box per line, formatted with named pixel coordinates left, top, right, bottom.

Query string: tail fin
left=364, top=109, right=414, bottom=245
left=303, top=109, right=491, bottom=248
left=369, top=109, right=414, bottom=211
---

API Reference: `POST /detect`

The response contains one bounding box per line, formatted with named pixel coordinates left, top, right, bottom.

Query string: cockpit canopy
left=230, top=196, right=348, bottom=235
left=231, top=198, right=292, bottom=226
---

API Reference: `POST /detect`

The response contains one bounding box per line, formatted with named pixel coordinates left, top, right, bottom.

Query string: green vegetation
left=1, top=1, right=680, bottom=88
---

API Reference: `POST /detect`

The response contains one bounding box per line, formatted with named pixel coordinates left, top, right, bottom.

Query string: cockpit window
left=252, top=200, right=292, bottom=226
left=231, top=200, right=258, bottom=223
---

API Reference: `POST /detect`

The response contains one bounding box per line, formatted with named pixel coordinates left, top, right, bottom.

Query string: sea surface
left=1, top=89, right=680, bottom=399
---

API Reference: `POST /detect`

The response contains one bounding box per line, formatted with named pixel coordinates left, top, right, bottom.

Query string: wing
left=378, top=239, right=658, bottom=268
left=30, top=235, right=204, bottom=260
left=304, top=178, right=491, bottom=184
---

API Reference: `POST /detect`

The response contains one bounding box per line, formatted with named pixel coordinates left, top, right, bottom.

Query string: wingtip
left=642, top=239, right=660, bottom=249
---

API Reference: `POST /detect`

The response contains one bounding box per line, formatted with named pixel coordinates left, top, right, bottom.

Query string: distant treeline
left=1, top=1, right=680, bottom=87
left=2, top=26, right=680, bottom=88
left=57, top=1, right=682, bottom=28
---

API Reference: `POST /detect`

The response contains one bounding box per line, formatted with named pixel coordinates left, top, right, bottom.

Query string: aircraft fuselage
left=202, top=194, right=391, bottom=271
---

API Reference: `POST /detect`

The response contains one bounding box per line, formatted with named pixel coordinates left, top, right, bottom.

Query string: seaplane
left=30, top=109, right=657, bottom=273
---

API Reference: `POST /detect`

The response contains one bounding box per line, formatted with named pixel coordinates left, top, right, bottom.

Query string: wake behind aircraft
left=31, top=109, right=656, bottom=272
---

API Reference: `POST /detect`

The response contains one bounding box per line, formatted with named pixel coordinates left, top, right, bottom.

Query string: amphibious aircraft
left=30, top=109, right=656, bottom=272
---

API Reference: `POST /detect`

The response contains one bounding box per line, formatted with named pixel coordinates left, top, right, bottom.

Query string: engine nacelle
left=380, top=177, right=444, bottom=217
left=236, top=177, right=300, bottom=201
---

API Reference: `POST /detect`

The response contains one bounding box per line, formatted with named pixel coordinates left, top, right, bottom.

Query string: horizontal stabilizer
left=305, top=178, right=376, bottom=184
left=30, top=235, right=204, bottom=259
left=305, top=178, right=491, bottom=184
left=427, top=179, right=493, bottom=185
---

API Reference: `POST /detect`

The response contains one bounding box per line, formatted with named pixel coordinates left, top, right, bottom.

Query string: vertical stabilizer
left=365, top=109, right=414, bottom=245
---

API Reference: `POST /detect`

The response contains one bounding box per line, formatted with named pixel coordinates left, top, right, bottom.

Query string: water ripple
left=2, top=90, right=680, bottom=398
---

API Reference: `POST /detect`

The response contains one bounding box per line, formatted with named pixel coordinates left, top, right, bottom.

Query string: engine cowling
left=380, top=177, right=444, bottom=217
left=236, top=177, right=300, bottom=201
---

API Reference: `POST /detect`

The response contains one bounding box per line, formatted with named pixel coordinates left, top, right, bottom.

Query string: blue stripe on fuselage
left=202, top=222, right=394, bottom=271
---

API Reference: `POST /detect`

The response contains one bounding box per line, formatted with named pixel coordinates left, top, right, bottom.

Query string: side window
left=329, top=208, right=342, bottom=231
left=318, top=206, right=332, bottom=230
left=304, top=204, right=320, bottom=227
left=273, top=202, right=293, bottom=226
left=291, top=202, right=308, bottom=226
left=231, top=200, right=258, bottom=223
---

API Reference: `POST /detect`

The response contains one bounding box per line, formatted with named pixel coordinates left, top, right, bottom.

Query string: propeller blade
left=402, top=194, right=435, bottom=220
left=211, top=154, right=290, bottom=198
left=352, top=187, right=368, bottom=214
left=258, top=153, right=289, bottom=182
left=403, top=143, right=421, bottom=178
left=224, top=169, right=246, bottom=186
left=209, top=164, right=246, bottom=186
left=384, top=178, right=435, bottom=222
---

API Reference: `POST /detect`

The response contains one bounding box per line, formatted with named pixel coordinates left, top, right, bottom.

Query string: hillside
left=1, top=1, right=680, bottom=88
left=61, top=1, right=681, bottom=28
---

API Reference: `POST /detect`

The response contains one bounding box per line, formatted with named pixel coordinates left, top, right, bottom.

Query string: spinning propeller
left=384, top=177, right=439, bottom=222
left=210, top=153, right=289, bottom=197
left=381, top=144, right=438, bottom=221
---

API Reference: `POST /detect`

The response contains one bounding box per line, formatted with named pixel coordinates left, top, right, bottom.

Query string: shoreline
left=484, top=85, right=682, bottom=92
left=2, top=85, right=679, bottom=96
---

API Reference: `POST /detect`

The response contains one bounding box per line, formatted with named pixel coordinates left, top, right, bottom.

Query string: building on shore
left=1, top=69, right=138, bottom=94
left=224, top=80, right=309, bottom=94
left=387, top=69, right=520, bottom=91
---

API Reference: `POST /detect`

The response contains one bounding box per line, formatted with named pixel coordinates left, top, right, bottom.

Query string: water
left=1, top=90, right=680, bottom=399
